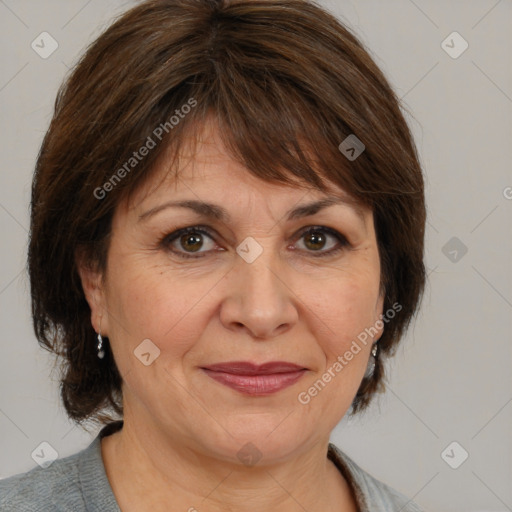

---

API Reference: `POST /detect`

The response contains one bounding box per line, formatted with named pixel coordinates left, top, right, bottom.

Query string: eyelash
left=159, top=225, right=350, bottom=260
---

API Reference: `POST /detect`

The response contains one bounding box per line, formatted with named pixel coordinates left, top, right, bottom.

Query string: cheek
left=305, top=270, right=381, bottom=354
left=104, top=255, right=217, bottom=362
left=294, top=271, right=381, bottom=427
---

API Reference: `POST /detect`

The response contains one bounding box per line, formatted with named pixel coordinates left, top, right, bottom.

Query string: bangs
left=129, top=94, right=347, bottom=206
left=112, top=2, right=399, bottom=210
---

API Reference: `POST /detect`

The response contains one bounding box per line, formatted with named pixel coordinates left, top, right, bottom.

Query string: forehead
left=123, top=117, right=370, bottom=223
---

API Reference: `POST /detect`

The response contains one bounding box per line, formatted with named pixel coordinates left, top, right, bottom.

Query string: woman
left=0, top=0, right=426, bottom=510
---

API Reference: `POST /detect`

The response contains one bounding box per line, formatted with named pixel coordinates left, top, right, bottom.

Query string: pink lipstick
left=201, top=361, right=307, bottom=395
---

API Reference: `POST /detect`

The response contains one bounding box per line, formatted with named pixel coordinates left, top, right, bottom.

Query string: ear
left=75, top=249, right=109, bottom=335
left=376, top=290, right=385, bottom=317
left=374, top=290, right=386, bottom=341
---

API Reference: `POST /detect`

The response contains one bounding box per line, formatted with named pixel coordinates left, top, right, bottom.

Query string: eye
left=294, top=227, right=349, bottom=256
left=161, top=225, right=349, bottom=260
left=162, top=226, right=218, bottom=258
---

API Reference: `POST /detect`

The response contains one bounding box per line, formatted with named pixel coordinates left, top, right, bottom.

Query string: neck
left=101, top=417, right=356, bottom=512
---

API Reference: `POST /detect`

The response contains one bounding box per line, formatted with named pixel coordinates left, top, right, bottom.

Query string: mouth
left=201, top=361, right=308, bottom=396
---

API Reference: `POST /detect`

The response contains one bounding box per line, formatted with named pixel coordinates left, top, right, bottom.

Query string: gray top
left=0, top=421, right=424, bottom=511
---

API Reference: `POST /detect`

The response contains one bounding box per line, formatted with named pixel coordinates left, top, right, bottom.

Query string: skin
left=79, top=119, right=384, bottom=512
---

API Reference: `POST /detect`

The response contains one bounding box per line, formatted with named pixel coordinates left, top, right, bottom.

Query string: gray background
left=0, top=1, right=511, bottom=511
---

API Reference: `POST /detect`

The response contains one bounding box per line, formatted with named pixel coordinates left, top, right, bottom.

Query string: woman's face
left=85, top=120, right=384, bottom=463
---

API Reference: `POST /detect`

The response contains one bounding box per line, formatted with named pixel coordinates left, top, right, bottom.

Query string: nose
left=219, top=253, right=299, bottom=340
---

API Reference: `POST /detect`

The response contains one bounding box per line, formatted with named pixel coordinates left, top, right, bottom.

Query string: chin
left=191, top=414, right=317, bottom=467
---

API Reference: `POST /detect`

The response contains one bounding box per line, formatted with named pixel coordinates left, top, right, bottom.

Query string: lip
left=201, top=361, right=307, bottom=395
left=203, top=361, right=306, bottom=375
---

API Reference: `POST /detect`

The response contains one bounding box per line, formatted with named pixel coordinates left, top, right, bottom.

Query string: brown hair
left=29, top=0, right=425, bottom=425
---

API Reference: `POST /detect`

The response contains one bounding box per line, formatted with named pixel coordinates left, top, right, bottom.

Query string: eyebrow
left=138, top=195, right=366, bottom=224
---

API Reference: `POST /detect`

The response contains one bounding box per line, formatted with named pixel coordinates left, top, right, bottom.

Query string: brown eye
left=304, top=231, right=327, bottom=251
left=162, top=226, right=217, bottom=258
left=295, top=227, right=349, bottom=257
left=180, top=232, right=204, bottom=252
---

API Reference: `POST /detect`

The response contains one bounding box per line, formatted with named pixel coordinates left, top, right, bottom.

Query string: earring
left=97, top=316, right=105, bottom=359
left=96, top=317, right=105, bottom=359
left=364, top=342, right=379, bottom=379
left=97, top=332, right=105, bottom=359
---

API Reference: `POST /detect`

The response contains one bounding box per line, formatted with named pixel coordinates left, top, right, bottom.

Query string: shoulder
left=328, top=443, right=425, bottom=512
left=0, top=450, right=85, bottom=512
left=0, top=422, right=122, bottom=512
left=0, top=435, right=115, bottom=512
